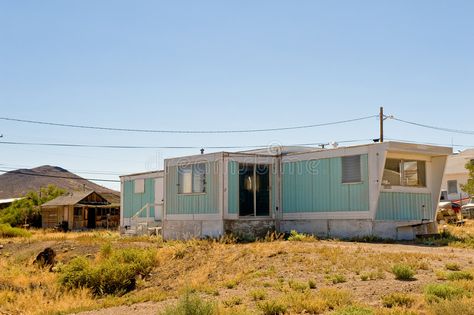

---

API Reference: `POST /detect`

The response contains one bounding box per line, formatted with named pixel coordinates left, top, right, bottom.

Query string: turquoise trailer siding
left=376, top=192, right=433, bottom=220
left=166, top=161, right=220, bottom=215
left=282, top=155, right=369, bottom=213
left=228, top=161, right=239, bottom=215
left=122, top=179, right=155, bottom=218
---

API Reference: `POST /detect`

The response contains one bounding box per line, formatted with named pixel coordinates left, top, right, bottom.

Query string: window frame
left=382, top=158, right=427, bottom=188
left=177, top=163, right=207, bottom=195
left=341, top=155, right=362, bottom=184
left=447, top=180, right=458, bottom=194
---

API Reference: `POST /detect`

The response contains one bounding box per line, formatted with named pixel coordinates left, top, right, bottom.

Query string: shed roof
left=42, top=191, right=95, bottom=207
left=99, top=192, right=120, bottom=204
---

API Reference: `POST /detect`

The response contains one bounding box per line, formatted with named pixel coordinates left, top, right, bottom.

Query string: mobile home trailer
left=120, top=142, right=451, bottom=240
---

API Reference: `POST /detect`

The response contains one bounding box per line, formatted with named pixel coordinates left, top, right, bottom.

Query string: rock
left=0, top=244, right=3, bottom=249
left=34, top=247, right=56, bottom=269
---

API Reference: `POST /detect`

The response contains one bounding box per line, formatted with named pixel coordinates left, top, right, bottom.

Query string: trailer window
left=447, top=180, right=458, bottom=194
left=382, top=159, right=426, bottom=187
left=178, top=163, right=207, bottom=194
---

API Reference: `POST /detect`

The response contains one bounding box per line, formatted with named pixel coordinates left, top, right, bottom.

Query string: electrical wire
left=390, top=117, right=474, bottom=135
left=0, top=139, right=372, bottom=150
left=0, top=115, right=378, bottom=134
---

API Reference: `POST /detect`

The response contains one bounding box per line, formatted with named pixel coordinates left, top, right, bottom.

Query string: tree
left=0, top=185, right=66, bottom=227
left=460, top=161, right=474, bottom=197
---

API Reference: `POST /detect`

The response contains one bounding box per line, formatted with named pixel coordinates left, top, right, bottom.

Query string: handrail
left=131, top=203, right=150, bottom=220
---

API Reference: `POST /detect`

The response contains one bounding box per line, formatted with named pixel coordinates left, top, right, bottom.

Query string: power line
left=0, top=115, right=378, bottom=134
left=390, top=117, right=474, bottom=135
left=0, top=168, right=120, bottom=183
left=0, top=139, right=372, bottom=150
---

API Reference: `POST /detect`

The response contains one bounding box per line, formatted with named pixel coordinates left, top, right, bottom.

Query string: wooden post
left=379, top=106, right=384, bottom=143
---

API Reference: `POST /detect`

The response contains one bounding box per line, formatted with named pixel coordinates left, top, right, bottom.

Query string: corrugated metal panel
left=122, top=179, right=155, bottom=219
left=228, top=161, right=239, bottom=214
left=282, top=154, right=369, bottom=213
left=376, top=192, right=433, bottom=220
left=166, top=161, right=220, bottom=215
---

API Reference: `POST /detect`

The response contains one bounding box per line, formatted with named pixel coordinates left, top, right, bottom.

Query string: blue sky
left=0, top=1, right=473, bottom=190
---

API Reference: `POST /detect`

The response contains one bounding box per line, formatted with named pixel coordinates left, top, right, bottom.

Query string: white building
left=441, top=149, right=474, bottom=204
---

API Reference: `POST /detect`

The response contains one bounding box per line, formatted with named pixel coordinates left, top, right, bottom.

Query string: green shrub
left=382, top=292, right=415, bottom=308
left=222, top=296, right=242, bottom=307
left=58, top=256, right=92, bottom=290
left=224, top=279, right=238, bottom=289
left=250, top=289, right=267, bottom=301
left=318, top=288, right=353, bottom=310
left=287, top=230, right=316, bottom=242
left=391, top=264, right=415, bottom=281
left=0, top=223, right=31, bottom=238
left=99, top=242, right=113, bottom=259
left=284, top=291, right=327, bottom=314
left=59, top=247, right=156, bottom=296
left=428, top=298, right=474, bottom=315
left=333, top=306, right=374, bottom=315
left=162, top=292, right=216, bottom=315
left=257, top=300, right=288, bottom=315
left=288, top=279, right=309, bottom=292
left=444, top=262, right=461, bottom=271
left=327, top=274, right=347, bottom=284
left=424, top=283, right=466, bottom=303
left=446, top=271, right=473, bottom=281
left=308, top=279, right=317, bottom=289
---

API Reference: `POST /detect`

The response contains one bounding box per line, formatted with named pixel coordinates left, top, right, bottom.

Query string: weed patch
left=327, top=273, right=347, bottom=284
left=424, top=283, right=466, bottom=303
left=258, top=299, right=288, bottom=315
left=446, top=271, right=473, bottom=281
left=287, top=230, right=317, bottom=242
left=250, top=289, right=267, bottom=301
left=0, top=224, right=31, bottom=238
left=391, top=264, right=415, bottom=281
left=444, top=262, right=461, bottom=271
left=382, top=292, right=415, bottom=308
left=333, top=305, right=374, bottom=315
left=162, top=292, right=216, bottom=315
left=59, top=247, right=156, bottom=296
left=288, top=279, right=309, bottom=292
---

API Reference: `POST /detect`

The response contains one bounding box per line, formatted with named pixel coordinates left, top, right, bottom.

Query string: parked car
left=461, top=198, right=474, bottom=219
left=436, top=202, right=460, bottom=223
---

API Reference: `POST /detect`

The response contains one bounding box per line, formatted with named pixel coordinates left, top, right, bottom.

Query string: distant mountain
left=0, top=165, right=119, bottom=199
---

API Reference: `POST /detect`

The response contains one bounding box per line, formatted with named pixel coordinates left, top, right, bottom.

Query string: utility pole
left=379, top=106, right=384, bottom=143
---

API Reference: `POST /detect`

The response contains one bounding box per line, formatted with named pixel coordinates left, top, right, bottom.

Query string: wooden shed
left=41, top=191, right=120, bottom=230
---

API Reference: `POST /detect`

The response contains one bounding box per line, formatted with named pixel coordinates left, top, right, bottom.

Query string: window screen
left=342, top=155, right=361, bottom=183
left=447, top=180, right=458, bottom=194
left=178, top=163, right=207, bottom=194
left=178, top=166, right=192, bottom=194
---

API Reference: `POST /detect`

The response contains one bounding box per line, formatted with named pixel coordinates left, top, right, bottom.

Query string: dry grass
left=1, top=226, right=474, bottom=314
